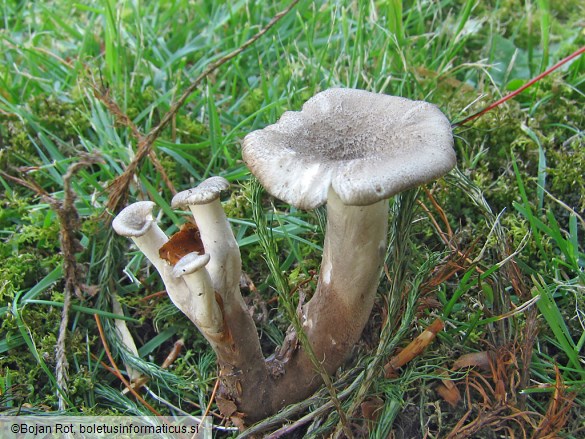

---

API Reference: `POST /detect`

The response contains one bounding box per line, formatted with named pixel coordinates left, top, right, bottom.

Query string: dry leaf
left=361, top=396, right=385, bottom=433
left=452, top=351, right=492, bottom=371
left=215, top=396, right=237, bottom=418
left=361, top=396, right=384, bottom=421
left=159, top=222, right=204, bottom=265
left=436, top=383, right=461, bottom=407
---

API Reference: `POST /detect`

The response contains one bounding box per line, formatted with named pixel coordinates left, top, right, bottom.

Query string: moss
left=548, top=139, right=585, bottom=212
left=0, top=120, right=38, bottom=169
left=223, top=188, right=251, bottom=221
left=0, top=94, right=92, bottom=177
left=240, top=88, right=265, bottom=116
left=176, top=116, right=208, bottom=139
left=33, top=96, right=91, bottom=142
left=0, top=302, right=62, bottom=407
left=0, top=196, right=62, bottom=292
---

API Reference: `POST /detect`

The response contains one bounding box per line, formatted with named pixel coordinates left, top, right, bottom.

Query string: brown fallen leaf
left=452, top=351, right=492, bottom=371
left=215, top=396, right=238, bottom=418
left=361, top=396, right=385, bottom=432
left=436, top=383, right=461, bottom=407
left=159, top=222, right=205, bottom=265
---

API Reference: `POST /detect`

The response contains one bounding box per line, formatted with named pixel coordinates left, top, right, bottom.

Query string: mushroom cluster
left=112, top=88, right=455, bottom=424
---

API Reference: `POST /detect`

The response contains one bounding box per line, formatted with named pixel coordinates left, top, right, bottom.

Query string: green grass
left=1, top=0, right=584, bottom=437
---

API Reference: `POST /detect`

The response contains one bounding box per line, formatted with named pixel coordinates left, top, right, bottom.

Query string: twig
left=383, top=318, right=444, bottom=377
left=453, top=45, right=585, bottom=127
left=161, top=338, right=185, bottom=369
left=104, top=0, right=300, bottom=216
left=203, top=378, right=220, bottom=420
left=417, top=198, right=484, bottom=275
left=0, top=171, right=47, bottom=196
left=423, top=187, right=453, bottom=237
left=140, top=290, right=168, bottom=301
left=57, top=158, right=104, bottom=409
left=148, top=150, right=177, bottom=196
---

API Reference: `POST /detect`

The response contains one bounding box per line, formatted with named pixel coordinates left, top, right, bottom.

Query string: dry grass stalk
left=443, top=344, right=574, bottom=438
left=384, top=318, right=444, bottom=378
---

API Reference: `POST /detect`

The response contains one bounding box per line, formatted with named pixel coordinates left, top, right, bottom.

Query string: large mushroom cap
left=242, top=88, right=456, bottom=209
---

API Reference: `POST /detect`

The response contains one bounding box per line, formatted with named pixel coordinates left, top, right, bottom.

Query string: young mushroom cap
left=242, top=88, right=456, bottom=209
left=112, top=201, right=158, bottom=237
left=172, top=252, right=211, bottom=278
left=111, top=201, right=169, bottom=275
left=171, top=176, right=230, bottom=208
left=171, top=251, right=223, bottom=334
left=170, top=176, right=242, bottom=308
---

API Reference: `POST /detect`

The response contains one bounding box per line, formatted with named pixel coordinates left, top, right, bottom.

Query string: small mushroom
left=172, top=177, right=242, bottom=311
left=243, top=88, right=455, bottom=373
left=112, top=201, right=168, bottom=274
left=112, top=201, right=219, bottom=334
left=172, top=252, right=223, bottom=334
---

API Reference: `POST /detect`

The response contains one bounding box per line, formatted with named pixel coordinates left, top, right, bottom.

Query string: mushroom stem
left=112, top=202, right=169, bottom=273
left=260, top=189, right=388, bottom=413
left=186, top=200, right=242, bottom=307
left=172, top=253, right=224, bottom=334
left=303, top=188, right=388, bottom=372
left=171, top=177, right=243, bottom=311
left=172, top=184, right=270, bottom=417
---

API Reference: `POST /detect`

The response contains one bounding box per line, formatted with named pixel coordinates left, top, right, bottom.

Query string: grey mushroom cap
left=172, top=252, right=211, bottom=277
left=242, top=88, right=456, bottom=210
left=172, top=176, right=230, bottom=208
left=112, top=201, right=157, bottom=237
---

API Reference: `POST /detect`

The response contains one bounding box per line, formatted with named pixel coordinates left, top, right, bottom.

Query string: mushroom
left=111, top=88, right=457, bottom=424
left=172, top=252, right=223, bottom=334
left=113, top=192, right=270, bottom=421
left=112, top=201, right=168, bottom=273
left=242, top=88, right=455, bottom=375
left=112, top=201, right=221, bottom=336
left=171, top=179, right=270, bottom=417
left=172, top=177, right=242, bottom=311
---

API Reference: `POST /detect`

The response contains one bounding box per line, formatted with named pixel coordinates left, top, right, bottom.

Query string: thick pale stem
left=240, top=189, right=389, bottom=421
left=303, top=188, right=388, bottom=370
left=188, top=200, right=242, bottom=308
